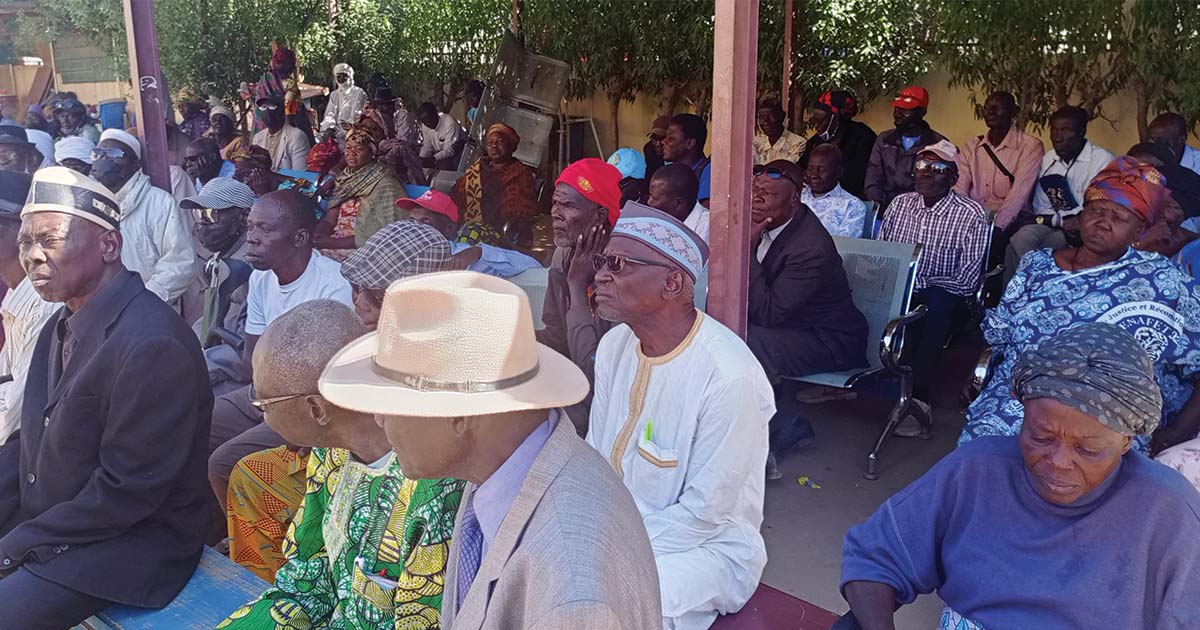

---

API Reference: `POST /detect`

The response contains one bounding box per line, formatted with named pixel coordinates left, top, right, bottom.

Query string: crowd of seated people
left=4, top=61, right=1200, bottom=630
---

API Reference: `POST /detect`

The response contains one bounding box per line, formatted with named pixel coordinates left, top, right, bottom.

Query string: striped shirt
left=0, top=277, right=60, bottom=444
left=880, top=190, right=990, bottom=297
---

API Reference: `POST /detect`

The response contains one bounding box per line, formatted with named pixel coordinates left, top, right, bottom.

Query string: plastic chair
left=509, top=267, right=549, bottom=330
left=781, top=237, right=928, bottom=479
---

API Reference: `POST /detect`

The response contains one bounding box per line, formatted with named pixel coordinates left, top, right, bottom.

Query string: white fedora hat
left=319, top=270, right=588, bottom=417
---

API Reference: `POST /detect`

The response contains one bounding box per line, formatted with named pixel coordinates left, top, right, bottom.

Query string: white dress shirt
left=0, top=277, right=59, bottom=444
left=756, top=216, right=793, bottom=262
left=1031, top=140, right=1115, bottom=220
left=419, top=113, right=465, bottom=162
left=588, top=313, right=774, bottom=630
left=684, top=201, right=710, bottom=244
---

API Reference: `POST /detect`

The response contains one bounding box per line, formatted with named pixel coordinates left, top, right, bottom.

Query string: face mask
left=816, top=115, right=838, bottom=142
left=91, top=160, right=124, bottom=188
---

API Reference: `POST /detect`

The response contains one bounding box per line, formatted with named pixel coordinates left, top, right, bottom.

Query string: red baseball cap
left=396, top=189, right=459, bottom=223
left=555, top=158, right=624, bottom=226
left=892, top=86, right=929, bottom=110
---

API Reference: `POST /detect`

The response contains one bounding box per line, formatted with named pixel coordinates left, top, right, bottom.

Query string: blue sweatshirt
left=841, top=437, right=1200, bottom=629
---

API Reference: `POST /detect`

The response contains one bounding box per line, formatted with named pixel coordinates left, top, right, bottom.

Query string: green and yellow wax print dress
left=219, top=447, right=465, bottom=630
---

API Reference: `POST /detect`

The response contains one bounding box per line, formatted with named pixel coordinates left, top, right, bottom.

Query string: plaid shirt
left=880, top=190, right=990, bottom=296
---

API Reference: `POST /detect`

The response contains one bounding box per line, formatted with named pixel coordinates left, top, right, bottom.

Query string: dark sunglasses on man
left=190, top=206, right=236, bottom=225
left=752, top=164, right=801, bottom=189
left=257, top=102, right=280, bottom=112
left=592, top=253, right=675, bottom=274
left=90, top=146, right=131, bottom=162
left=913, top=158, right=954, bottom=176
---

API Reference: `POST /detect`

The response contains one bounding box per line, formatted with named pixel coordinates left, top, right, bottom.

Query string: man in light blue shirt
left=398, top=189, right=542, bottom=277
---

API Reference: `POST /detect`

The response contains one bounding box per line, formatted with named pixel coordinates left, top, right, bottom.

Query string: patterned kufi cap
left=611, top=201, right=709, bottom=282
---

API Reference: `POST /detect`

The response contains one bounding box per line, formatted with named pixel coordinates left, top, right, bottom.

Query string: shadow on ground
left=760, top=343, right=980, bottom=630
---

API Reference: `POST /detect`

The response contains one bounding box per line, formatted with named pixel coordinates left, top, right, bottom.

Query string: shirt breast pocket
left=628, top=433, right=680, bottom=511
left=925, top=239, right=962, bottom=274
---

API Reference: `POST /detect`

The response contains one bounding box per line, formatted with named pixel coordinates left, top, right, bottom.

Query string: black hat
left=0, top=171, right=32, bottom=218
left=0, top=125, right=32, bottom=148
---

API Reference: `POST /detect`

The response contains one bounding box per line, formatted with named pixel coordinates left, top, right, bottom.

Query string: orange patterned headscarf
left=341, top=121, right=385, bottom=154
left=1084, top=156, right=1171, bottom=224
left=485, top=123, right=519, bottom=149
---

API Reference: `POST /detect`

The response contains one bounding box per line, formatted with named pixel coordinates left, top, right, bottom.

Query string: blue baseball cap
left=607, top=147, right=646, bottom=180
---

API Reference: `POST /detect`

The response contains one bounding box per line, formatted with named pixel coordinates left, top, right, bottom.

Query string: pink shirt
left=954, top=128, right=1044, bottom=229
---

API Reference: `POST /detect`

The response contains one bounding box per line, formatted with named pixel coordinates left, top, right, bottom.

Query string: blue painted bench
left=75, top=547, right=267, bottom=630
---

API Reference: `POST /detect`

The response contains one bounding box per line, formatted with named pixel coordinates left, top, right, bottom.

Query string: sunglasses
left=191, top=207, right=236, bottom=225
left=257, top=103, right=280, bottom=112
left=914, top=159, right=954, bottom=175
left=248, top=384, right=312, bottom=412
left=752, top=164, right=801, bottom=189
left=592, top=253, right=676, bottom=274
left=90, top=146, right=130, bottom=161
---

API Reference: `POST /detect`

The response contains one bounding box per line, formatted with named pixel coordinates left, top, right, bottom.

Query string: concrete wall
left=558, top=67, right=1197, bottom=162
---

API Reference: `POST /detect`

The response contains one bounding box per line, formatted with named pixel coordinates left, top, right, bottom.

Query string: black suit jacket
left=0, top=271, right=213, bottom=607
left=749, top=209, right=869, bottom=368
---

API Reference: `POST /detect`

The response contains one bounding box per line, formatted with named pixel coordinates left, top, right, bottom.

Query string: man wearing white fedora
left=319, top=270, right=662, bottom=630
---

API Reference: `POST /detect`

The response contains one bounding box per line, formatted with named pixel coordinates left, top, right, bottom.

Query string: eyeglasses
left=257, top=102, right=280, bottom=112
left=752, top=164, right=801, bottom=189
left=914, top=159, right=954, bottom=175
left=592, top=253, right=676, bottom=274
left=90, top=146, right=130, bottom=161
left=248, top=384, right=312, bottom=412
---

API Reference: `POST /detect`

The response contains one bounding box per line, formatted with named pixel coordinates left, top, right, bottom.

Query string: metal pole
left=782, top=0, right=793, bottom=119
left=122, top=0, right=169, bottom=191
left=707, top=0, right=758, bottom=339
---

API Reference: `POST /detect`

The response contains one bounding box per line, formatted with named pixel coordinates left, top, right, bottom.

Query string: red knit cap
left=555, top=158, right=624, bottom=226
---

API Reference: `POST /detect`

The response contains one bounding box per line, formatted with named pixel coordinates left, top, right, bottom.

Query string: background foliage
left=6, top=0, right=1200, bottom=134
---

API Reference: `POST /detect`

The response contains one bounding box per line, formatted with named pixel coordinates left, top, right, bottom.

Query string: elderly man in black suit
left=749, top=160, right=869, bottom=478
left=0, top=167, right=212, bottom=628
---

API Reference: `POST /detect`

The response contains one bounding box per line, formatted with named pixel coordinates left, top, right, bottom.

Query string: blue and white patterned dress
left=960, top=248, right=1200, bottom=453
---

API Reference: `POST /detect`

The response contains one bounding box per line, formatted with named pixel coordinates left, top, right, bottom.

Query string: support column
left=122, top=0, right=169, bottom=190
left=782, top=0, right=793, bottom=118
left=707, top=0, right=759, bottom=338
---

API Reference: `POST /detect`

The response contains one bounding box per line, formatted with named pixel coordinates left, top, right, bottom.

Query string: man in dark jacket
left=748, top=160, right=869, bottom=477
left=0, top=167, right=212, bottom=628
left=863, top=87, right=947, bottom=210
left=798, top=90, right=877, bottom=199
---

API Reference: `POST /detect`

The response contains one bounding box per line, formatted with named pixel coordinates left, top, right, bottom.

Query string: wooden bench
left=782, top=237, right=929, bottom=479
left=711, top=583, right=840, bottom=630
left=76, top=547, right=267, bottom=630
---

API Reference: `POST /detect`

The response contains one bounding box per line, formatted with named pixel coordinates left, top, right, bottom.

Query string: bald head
left=806, top=144, right=844, bottom=194
left=258, top=188, right=318, bottom=231
left=253, top=299, right=367, bottom=397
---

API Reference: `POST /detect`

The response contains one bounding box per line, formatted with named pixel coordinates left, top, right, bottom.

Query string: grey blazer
left=442, top=416, right=662, bottom=629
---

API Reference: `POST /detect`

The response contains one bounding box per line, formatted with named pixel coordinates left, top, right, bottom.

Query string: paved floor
left=758, top=388, right=969, bottom=630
